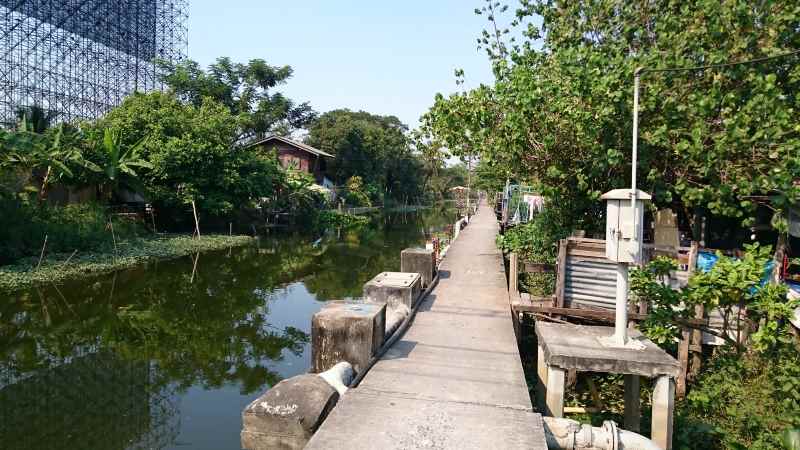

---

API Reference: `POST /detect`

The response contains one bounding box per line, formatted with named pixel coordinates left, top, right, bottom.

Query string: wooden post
left=688, top=241, right=704, bottom=381
left=555, top=239, right=568, bottom=308
left=624, top=374, right=641, bottom=432
left=509, top=252, right=519, bottom=296
left=191, top=200, right=200, bottom=238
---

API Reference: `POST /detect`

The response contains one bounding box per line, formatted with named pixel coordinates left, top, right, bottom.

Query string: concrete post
left=363, top=272, right=421, bottom=310
left=652, top=375, right=675, bottom=450
left=241, top=374, right=339, bottom=450
left=623, top=374, right=641, bottom=432
left=536, top=344, right=548, bottom=413
left=401, top=248, right=435, bottom=288
left=545, top=365, right=565, bottom=418
left=311, top=301, right=386, bottom=375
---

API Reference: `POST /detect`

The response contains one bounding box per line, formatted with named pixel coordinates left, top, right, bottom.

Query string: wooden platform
left=306, top=200, right=547, bottom=449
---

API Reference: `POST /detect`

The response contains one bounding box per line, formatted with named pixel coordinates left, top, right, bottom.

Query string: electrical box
left=601, top=189, right=651, bottom=263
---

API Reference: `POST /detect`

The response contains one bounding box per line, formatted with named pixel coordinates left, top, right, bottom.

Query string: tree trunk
left=38, top=165, right=52, bottom=201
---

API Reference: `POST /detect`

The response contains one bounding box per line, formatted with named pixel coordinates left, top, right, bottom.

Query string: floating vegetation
left=0, top=234, right=254, bottom=294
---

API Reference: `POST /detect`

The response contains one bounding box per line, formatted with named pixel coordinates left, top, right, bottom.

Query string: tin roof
left=247, top=135, right=334, bottom=158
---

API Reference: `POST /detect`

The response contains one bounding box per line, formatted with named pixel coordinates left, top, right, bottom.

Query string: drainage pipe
left=542, top=417, right=661, bottom=450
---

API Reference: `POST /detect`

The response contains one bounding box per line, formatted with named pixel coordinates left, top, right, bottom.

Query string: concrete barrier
left=241, top=363, right=354, bottom=450
left=363, top=271, right=421, bottom=310
left=400, top=248, right=435, bottom=287
left=311, top=301, right=385, bottom=375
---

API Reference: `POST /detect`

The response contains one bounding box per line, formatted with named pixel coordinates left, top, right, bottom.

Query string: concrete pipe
left=542, top=417, right=661, bottom=450
left=318, top=361, right=354, bottom=395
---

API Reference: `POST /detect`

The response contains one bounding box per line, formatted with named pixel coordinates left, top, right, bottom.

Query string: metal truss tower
left=0, top=0, right=188, bottom=126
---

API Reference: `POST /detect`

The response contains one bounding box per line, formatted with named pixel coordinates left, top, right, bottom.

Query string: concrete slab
left=307, top=200, right=546, bottom=448
left=306, top=390, right=547, bottom=450
left=536, top=322, right=681, bottom=378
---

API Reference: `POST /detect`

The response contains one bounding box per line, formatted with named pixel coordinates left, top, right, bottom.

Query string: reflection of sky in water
left=170, top=282, right=323, bottom=450
left=1, top=207, right=458, bottom=450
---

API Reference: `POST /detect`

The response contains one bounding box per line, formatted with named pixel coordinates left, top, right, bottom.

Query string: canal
left=0, top=206, right=457, bottom=450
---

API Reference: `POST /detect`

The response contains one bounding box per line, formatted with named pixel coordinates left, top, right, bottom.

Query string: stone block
left=363, top=271, right=422, bottom=310
left=401, top=247, right=435, bottom=287
left=312, top=301, right=386, bottom=375
left=241, top=374, right=339, bottom=450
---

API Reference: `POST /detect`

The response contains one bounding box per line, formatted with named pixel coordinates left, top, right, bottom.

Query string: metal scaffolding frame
left=0, top=0, right=187, bottom=126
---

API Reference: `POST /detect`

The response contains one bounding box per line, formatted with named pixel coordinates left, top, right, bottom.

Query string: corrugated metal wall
left=564, top=256, right=619, bottom=310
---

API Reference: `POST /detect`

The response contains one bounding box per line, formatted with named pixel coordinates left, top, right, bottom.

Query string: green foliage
left=315, top=211, right=369, bottom=230
left=423, top=0, right=800, bottom=232
left=93, top=91, right=281, bottom=216
left=676, top=347, right=800, bottom=450
left=0, top=199, right=142, bottom=266
left=631, top=244, right=798, bottom=350
left=306, top=109, right=424, bottom=204
left=157, top=57, right=316, bottom=139
left=343, top=175, right=372, bottom=207
left=496, top=208, right=570, bottom=263
left=0, top=234, right=253, bottom=293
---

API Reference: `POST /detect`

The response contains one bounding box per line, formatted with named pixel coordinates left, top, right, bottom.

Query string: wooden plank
left=510, top=304, right=708, bottom=326
left=676, top=328, right=690, bottom=399
left=569, top=249, right=608, bottom=258
left=523, top=262, right=555, bottom=273
left=555, top=239, right=568, bottom=309
left=509, top=252, right=519, bottom=296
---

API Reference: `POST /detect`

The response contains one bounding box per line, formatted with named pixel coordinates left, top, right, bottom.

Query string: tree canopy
left=423, top=0, right=800, bottom=233
left=306, top=109, right=424, bottom=204
left=158, top=57, right=317, bottom=141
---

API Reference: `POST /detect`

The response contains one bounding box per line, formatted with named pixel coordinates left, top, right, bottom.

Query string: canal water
left=0, top=206, right=457, bottom=450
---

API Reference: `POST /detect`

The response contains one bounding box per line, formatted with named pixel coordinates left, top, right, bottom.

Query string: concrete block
left=241, top=374, right=339, bottom=450
left=401, top=248, right=435, bottom=287
left=544, top=365, right=565, bottom=418
left=312, top=301, right=385, bottom=375
left=363, top=271, right=422, bottom=310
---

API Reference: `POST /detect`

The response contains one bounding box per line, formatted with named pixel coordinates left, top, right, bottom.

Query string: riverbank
left=0, top=234, right=254, bottom=294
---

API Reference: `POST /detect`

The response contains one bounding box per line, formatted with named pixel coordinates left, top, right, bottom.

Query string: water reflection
left=0, top=205, right=456, bottom=449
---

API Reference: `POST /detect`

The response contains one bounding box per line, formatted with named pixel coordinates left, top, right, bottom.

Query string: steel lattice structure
left=0, top=0, right=187, bottom=126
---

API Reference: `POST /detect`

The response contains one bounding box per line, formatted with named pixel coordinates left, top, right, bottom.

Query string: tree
left=424, top=0, right=800, bottom=234
left=157, top=57, right=317, bottom=141
left=94, top=91, right=280, bottom=215
left=306, top=109, right=424, bottom=203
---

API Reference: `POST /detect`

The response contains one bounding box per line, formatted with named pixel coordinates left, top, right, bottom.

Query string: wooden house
left=248, top=135, right=333, bottom=183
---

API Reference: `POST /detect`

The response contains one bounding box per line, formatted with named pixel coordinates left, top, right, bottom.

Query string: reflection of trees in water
left=0, top=350, right=179, bottom=450
left=0, top=206, right=457, bottom=449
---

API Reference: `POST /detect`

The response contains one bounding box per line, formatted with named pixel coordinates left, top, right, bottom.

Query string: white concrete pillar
left=623, top=374, right=640, bottom=432
left=545, top=365, right=565, bottom=418
left=652, top=375, right=675, bottom=450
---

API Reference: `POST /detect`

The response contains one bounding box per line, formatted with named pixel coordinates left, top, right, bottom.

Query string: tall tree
left=306, top=109, right=424, bottom=203
left=158, top=57, right=317, bottom=141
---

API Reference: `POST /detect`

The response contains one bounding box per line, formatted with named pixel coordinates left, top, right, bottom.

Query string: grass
left=0, top=234, right=254, bottom=294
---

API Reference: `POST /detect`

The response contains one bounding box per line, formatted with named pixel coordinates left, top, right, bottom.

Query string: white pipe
left=317, top=362, right=354, bottom=395
left=542, top=417, right=661, bottom=450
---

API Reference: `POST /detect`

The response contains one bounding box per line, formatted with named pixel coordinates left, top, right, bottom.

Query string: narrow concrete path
left=306, top=200, right=547, bottom=449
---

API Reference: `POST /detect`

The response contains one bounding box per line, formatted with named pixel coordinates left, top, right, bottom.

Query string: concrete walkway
left=306, top=200, right=547, bottom=449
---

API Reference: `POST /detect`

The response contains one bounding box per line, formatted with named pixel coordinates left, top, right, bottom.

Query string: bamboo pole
left=35, top=234, right=48, bottom=270
left=191, top=200, right=200, bottom=238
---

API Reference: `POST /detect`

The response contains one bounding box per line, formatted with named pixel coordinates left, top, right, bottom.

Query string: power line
left=640, top=49, right=800, bottom=74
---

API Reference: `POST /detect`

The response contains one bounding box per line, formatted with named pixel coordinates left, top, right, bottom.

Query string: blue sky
left=187, top=1, right=498, bottom=129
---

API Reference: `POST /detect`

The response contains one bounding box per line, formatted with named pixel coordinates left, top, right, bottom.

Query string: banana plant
left=93, top=128, right=152, bottom=200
